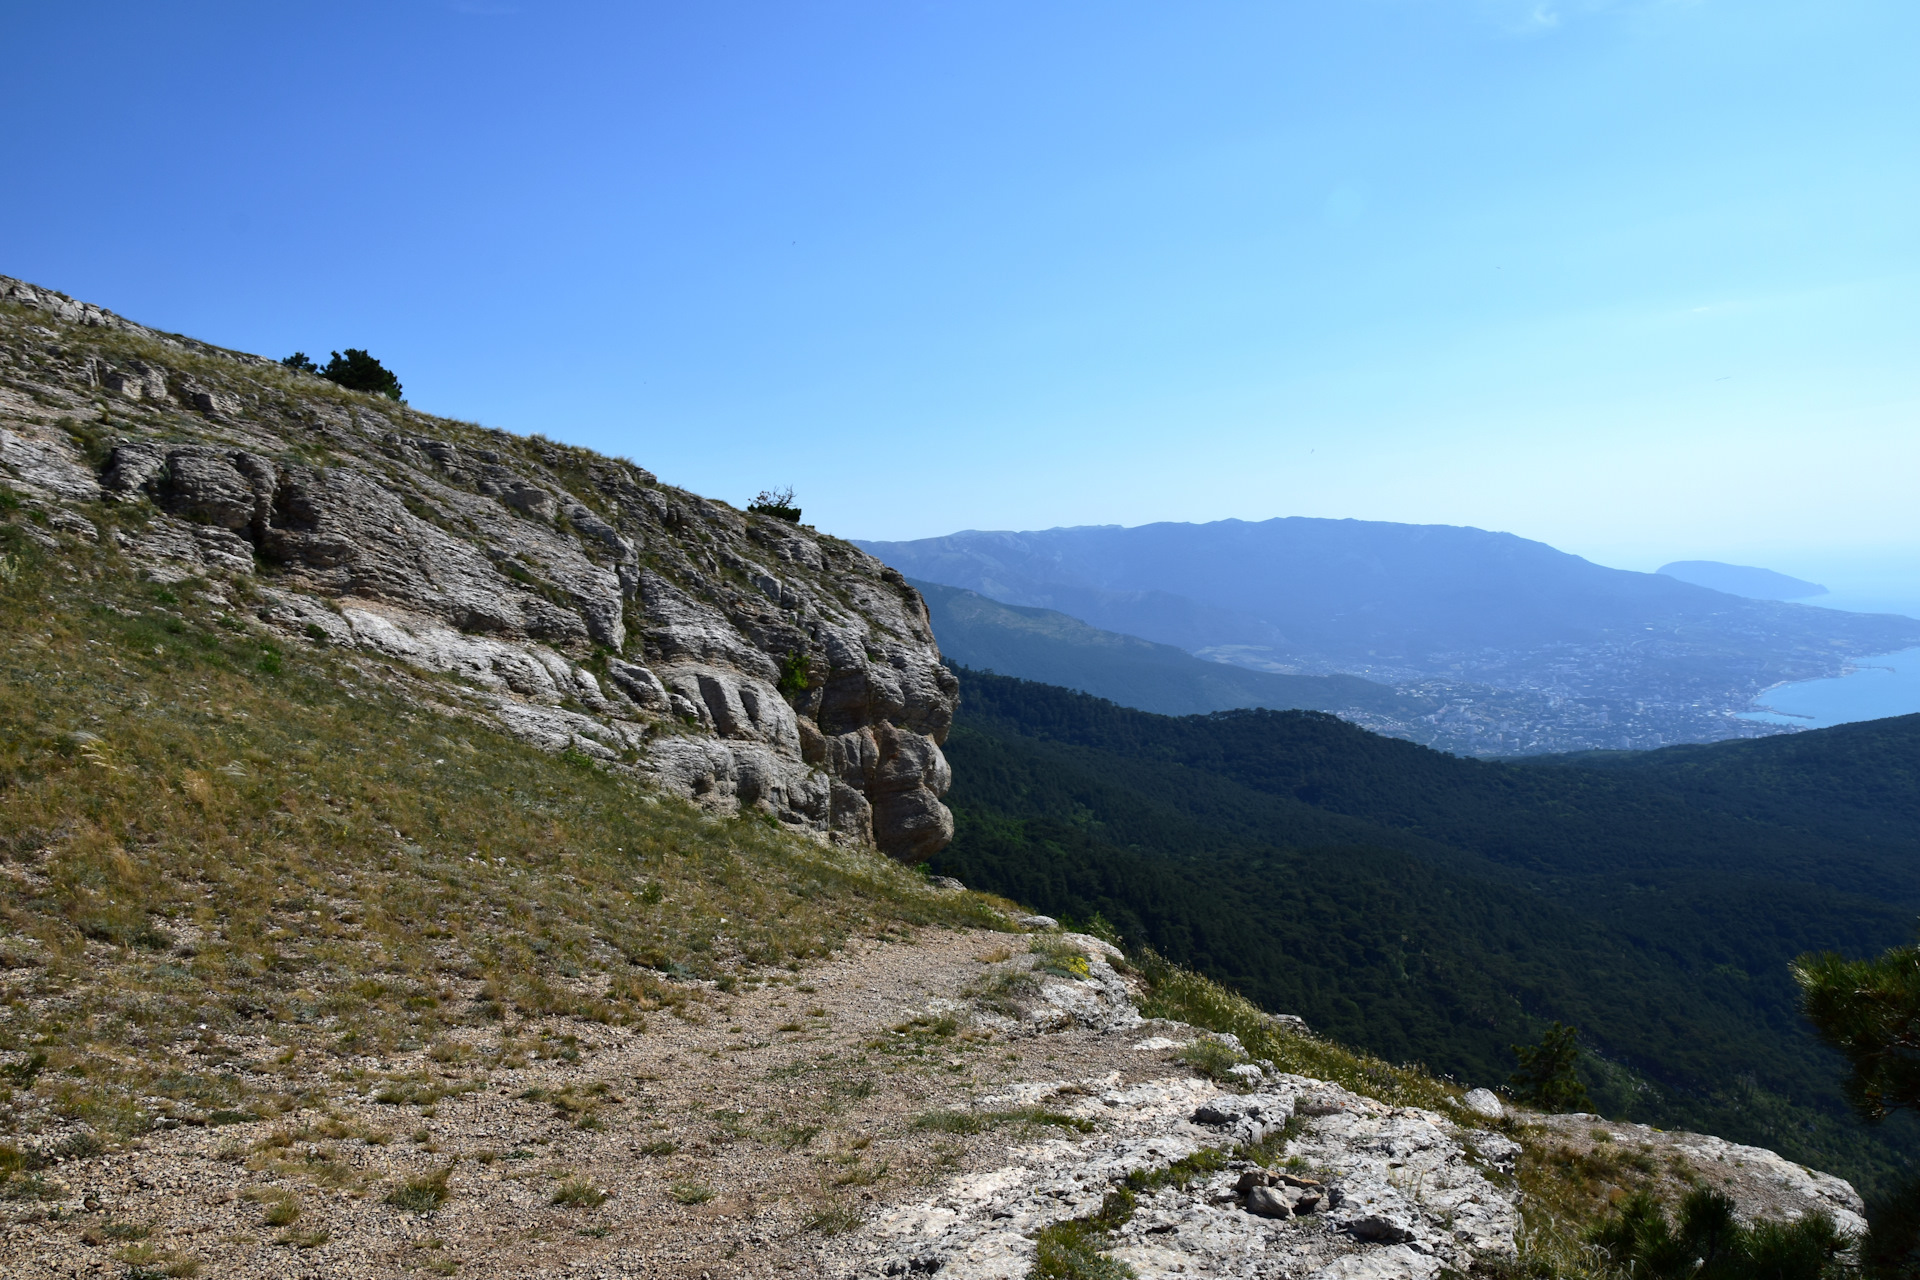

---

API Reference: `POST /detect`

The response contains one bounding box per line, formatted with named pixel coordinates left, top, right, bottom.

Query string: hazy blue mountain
left=913, top=577, right=1701, bottom=756
left=1657, top=560, right=1829, bottom=600
left=862, top=519, right=1905, bottom=677
left=912, top=578, right=1412, bottom=718
left=863, top=519, right=1920, bottom=751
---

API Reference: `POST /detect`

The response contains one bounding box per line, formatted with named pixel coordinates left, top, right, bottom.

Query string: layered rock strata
left=0, top=275, right=955, bottom=858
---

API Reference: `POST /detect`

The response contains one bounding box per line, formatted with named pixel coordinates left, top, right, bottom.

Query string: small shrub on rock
left=318, top=349, right=403, bottom=400
left=1590, top=1187, right=1848, bottom=1280
left=777, top=650, right=811, bottom=698
left=1031, top=937, right=1092, bottom=980
left=747, top=487, right=801, bottom=523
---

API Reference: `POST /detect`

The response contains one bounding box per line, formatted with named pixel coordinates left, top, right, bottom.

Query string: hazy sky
left=4, top=1, right=1915, bottom=603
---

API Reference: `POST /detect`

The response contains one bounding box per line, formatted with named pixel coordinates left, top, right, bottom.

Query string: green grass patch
left=804, top=1201, right=864, bottom=1234
left=1032, top=1189, right=1138, bottom=1280
left=383, top=1164, right=453, bottom=1213
left=1134, top=948, right=1452, bottom=1112
left=1175, top=1037, right=1246, bottom=1083
left=274, top=1228, right=331, bottom=1249
left=1030, top=936, right=1092, bottom=979
left=261, top=1193, right=300, bottom=1226
left=551, top=1175, right=607, bottom=1207
left=912, top=1106, right=1094, bottom=1135
left=81, top=1217, right=153, bottom=1244
left=115, top=1240, right=202, bottom=1278
left=1121, top=1146, right=1233, bottom=1197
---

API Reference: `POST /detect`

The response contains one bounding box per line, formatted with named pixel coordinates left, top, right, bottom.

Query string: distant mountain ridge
left=912, top=578, right=1412, bottom=717
left=1658, top=560, right=1829, bottom=601
left=861, top=518, right=1920, bottom=753
left=913, top=578, right=1701, bottom=757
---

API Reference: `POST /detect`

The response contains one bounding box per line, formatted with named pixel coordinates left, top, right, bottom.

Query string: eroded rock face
left=0, top=274, right=955, bottom=859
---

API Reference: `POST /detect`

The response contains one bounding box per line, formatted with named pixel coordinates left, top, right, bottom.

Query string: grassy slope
left=0, top=498, right=1867, bottom=1278
left=933, top=670, right=1919, bottom=1194
left=0, top=508, right=1002, bottom=1143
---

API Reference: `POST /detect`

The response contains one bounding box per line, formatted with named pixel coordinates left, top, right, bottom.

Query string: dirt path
left=4, top=928, right=1196, bottom=1279
left=4, top=927, right=1866, bottom=1280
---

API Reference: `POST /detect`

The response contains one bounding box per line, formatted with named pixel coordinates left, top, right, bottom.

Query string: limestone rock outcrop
left=842, top=933, right=1863, bottom=1280
left=0, top=275, right=954, bottom=858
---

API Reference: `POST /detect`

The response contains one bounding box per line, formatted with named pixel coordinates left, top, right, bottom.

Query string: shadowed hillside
left=932, top=668, right=1920, bottom=1193
left=914, top=578, right=1411, bottom=717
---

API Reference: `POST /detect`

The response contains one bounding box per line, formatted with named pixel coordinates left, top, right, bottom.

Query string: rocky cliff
left=0, top=275, right=956, bottom=859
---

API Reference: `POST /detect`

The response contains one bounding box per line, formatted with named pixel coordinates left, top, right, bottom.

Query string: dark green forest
left=929, top=669, right=1920, bottom=1193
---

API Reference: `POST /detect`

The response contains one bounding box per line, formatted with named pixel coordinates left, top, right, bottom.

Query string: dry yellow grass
left=0, top=512, right=1007, bottom=1146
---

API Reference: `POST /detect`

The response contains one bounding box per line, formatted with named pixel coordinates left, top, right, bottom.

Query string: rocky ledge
left=837, top=934, right=1527, bottom=1280
left=0, top=275, right=956, bottom=858
left=823, top=928, right=1865, bottom=1279
left=855, top=1071, right=1524, bottom=1280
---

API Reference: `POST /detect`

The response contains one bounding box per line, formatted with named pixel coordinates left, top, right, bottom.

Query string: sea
left=1739, top=646, right=1920, bottom=730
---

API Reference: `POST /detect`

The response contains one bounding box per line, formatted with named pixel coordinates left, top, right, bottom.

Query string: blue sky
left=4, top=1, right=1915, bottom=609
